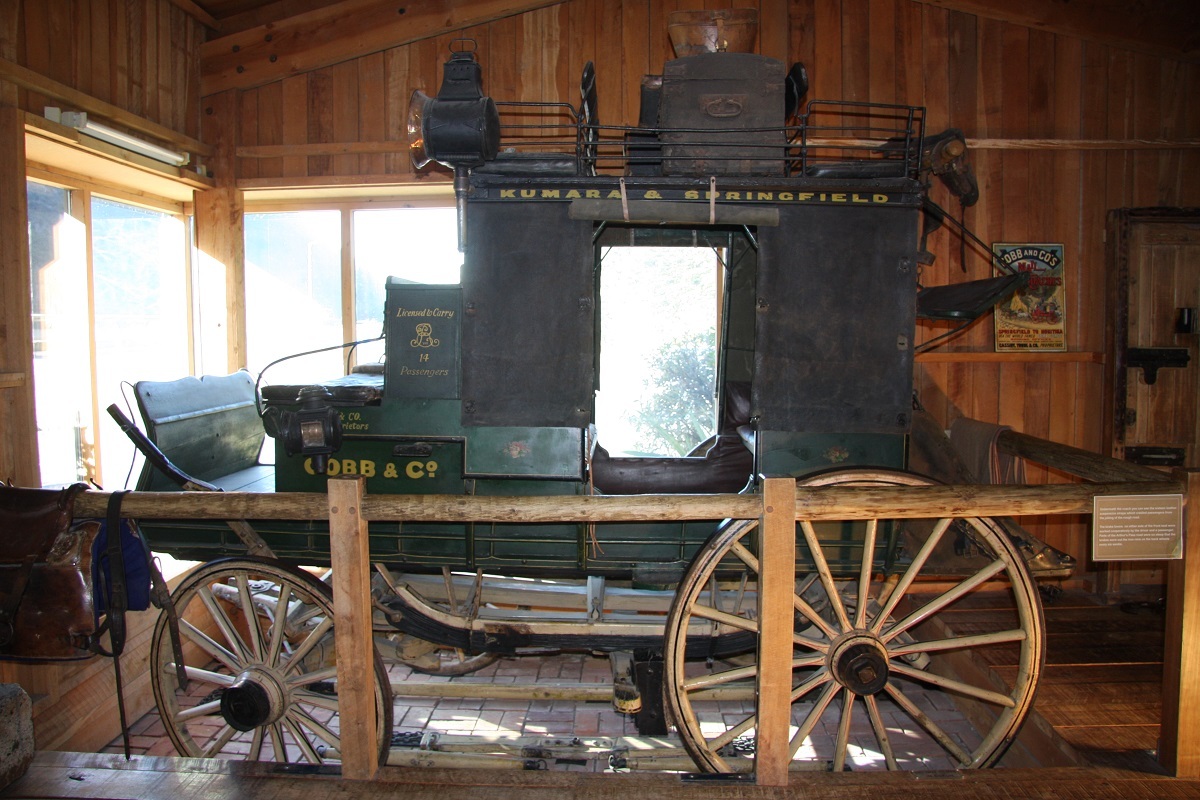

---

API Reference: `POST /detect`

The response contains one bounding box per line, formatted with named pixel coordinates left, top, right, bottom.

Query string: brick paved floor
left=103, top=649, right=983, bottom=773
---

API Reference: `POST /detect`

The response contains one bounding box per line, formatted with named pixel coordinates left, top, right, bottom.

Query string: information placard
left=1092, top=494, right=1184, bottom=561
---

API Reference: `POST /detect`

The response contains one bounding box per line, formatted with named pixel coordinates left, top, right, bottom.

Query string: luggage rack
left=488, top=98, right=926, bottom=180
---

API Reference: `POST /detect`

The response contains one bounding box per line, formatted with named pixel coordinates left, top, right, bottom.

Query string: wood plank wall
left=225, top=0, right=1200, bottom=574
left=9, top=0, right=205, bottom=139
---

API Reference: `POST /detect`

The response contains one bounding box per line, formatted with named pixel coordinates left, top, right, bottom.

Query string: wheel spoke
left=708, top=712, right=757, bottom=752
left=890, top=662, right=1017, bottom=708
left=197, top=584, right=252, bottom=664
left=293, top=690, right=340, bottom=713
left=790, top=667, right=832, bottom=703
left=870, top=517, right=953, bottom=634
left=799, top=520, right=852, bottom=633
left=180, top=619, right=241, bottom=672
left=728, top=541, right=759, bottom=573
left=788, top=680, right=839, bottom=758
left=885, top=682, right=972, bottom=765
left=863, top=694, right=898, bottom=770
left=249, top=727, right=265, bottom=761
left=287, top=706, right=342, bottom=750
left=199, top=723, right=238, bottom=759
left=793, top=593, right=839, bottom=641
left=689, top=604, right=758, bottom=634
left=270, top=722, right=292, bottom=762
left=282, top=616, right=334, bottom=677
left=181, top=664, right=236, bottom=687
left=832, top=688, right=854, bottom=772
left=266, top=585, right=293, bottom=666
left=684, top=663, right=757, bottom=691
left=288, top=665, right=339, bottom=688
left=282, top=716, right=324, bottom=763
left=855, top=519, right=878, bottom=629
left=174, top=699, right=222, bottom=724
left=882, top=558, right=1008, bottom=643
left=889, top=628, right=1027, bottom=656
left=236, top=572, right=267, bottom=661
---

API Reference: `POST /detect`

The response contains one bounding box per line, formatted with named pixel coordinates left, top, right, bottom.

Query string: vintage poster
left=992, top=243, right=1066, bottom=352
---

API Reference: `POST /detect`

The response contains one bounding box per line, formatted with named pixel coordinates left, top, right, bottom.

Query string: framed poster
left=992, top=243, right=1066, bottom=352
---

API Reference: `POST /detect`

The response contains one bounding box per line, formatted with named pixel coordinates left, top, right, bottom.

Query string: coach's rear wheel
left=150, top=557, right=393, bottom=764
left=664, top=469, right=1044, bottom=772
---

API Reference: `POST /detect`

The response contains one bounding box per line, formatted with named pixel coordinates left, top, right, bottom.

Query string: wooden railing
left=73, top=436, right=1197, bottom=784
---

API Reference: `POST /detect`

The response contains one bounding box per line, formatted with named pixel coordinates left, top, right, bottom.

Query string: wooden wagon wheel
left=664, top=468, right=1044, bottom=773
left=149, top=557, right=393, bottom=764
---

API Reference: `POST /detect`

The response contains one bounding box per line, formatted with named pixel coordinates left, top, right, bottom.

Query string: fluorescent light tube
left=59, top=111, right=190, bottom=167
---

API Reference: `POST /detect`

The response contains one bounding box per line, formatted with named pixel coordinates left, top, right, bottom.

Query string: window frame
left=25, top=169, right=194, bottom=488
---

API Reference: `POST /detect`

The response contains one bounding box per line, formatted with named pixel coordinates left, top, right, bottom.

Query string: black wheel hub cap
left=834, top=641, right=890, bottom=696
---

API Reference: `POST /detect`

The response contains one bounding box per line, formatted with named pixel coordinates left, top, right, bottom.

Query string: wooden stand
left=327, top=477, right=378, bottom=780
left=755, top=478, right=797, bottom=786
left=1160, top=469, right=1200, bottom=778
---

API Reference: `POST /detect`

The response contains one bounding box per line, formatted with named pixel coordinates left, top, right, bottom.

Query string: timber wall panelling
left=219, top=0, right=1200, bottom=576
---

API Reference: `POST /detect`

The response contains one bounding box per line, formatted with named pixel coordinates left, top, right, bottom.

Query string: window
left=27, top=180, right=192, bottom=489
left=244, top=206, right=460, bottom=380
left=595, top=245, right=722, bottom=457
left=244, top=211, right=343, bottom=384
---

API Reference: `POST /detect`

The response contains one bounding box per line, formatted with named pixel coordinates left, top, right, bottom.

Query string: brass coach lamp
left=407, top=41, right=501, bottom=251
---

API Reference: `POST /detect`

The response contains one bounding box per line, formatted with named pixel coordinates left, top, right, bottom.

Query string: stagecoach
left=97, top=12, right=1077, bottom=773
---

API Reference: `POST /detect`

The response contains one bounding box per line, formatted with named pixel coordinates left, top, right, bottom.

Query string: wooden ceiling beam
left=915, top=0, right=1199, bottom=62
left=165, top=0, right=219, bottom=31
left=200, top=0, right=564, bottom=96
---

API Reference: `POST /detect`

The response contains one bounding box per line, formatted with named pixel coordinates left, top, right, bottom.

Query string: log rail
left=71, top=433, right=1197, bottom=784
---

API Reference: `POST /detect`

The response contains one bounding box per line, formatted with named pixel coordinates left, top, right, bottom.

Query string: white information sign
left=1092, top=494, right=1184, bottom=561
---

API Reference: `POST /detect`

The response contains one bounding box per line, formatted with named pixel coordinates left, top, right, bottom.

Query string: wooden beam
left=0, top=57, right=212, bottom=157
left=0, top=107, right=40, bottom=487
left=914, top=0, right=1200, bottom=63
left=328, top=477, right=379, bottom=780
left=196, top=90, right=246, bottom=374
left=73, top=479, right=1185, bottom=522
left=200, top=0, right=566, bottom=96
left=755, top=477, right=797, bottom=786
left=164, top=0, right=219, bottom=31
left=1160, top=469, right=1200, bottom=777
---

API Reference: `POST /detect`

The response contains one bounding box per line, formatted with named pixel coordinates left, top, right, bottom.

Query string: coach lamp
left=407, top=41, right=501, bottom=251
left=262, top=386, right=343, bottom=474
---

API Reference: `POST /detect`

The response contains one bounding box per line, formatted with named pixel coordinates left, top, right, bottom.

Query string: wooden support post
left=327, top=477, right=378, bottom=780
left=755, top=477, right=796, bottom=786
left=1161, top=469, right=1200, bottom=777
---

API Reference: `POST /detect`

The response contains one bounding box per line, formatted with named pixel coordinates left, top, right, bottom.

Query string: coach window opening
left=592, top=227, right=746, bottom=458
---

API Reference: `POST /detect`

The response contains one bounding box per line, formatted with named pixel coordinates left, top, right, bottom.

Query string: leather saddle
left=0, top=483, right=98, bottom=661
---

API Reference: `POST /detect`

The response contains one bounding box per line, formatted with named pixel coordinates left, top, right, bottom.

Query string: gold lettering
left=325, top=459, right=340, bottom=476
left=756, top=192, right=774, bottom=201
left=644, top=190, right=662, bottom=199
left=832, top=193, right=846, bottom=202
left=406, top=461, right=425, bottom=479
left=607, top=189, right=623, bottom=199
left=566, top=189, right=582, bottom=199
left=726, top=191, right=741, bottom=200
left=341, top=459, right=357, bottom=476
left=778, top=192, right=794, bottom=201
left=852, top=193, right=868, bottom=203
left=685, top=190, right=699, bottom=200
left=541, top=189, right=561, bottom=198
left=586, top=189, right=601, bottom=198
left=874, top=194, right=888, bottom=203
left=500, top=189, right=516, bottom=198
left=360, top=460, right=376, bottom=478
left=798, top=193, right=814, bottom=201
left=383, top=462, right=398, bottom=479
left=520, top=189, right=536, bottom=198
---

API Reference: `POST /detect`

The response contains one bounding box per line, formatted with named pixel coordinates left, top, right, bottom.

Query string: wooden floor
left=4, top=589, right=1195, bottom=799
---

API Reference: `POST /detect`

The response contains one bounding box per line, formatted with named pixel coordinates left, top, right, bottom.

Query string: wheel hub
left=830, top=634, right=890, bottom=696
left=220, top=667, right=287, bottom=731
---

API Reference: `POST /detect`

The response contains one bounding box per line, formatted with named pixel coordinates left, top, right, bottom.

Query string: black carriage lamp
left=407, top=40, right=501, bottom=251
left=262, top=386, right=343, bottom=474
